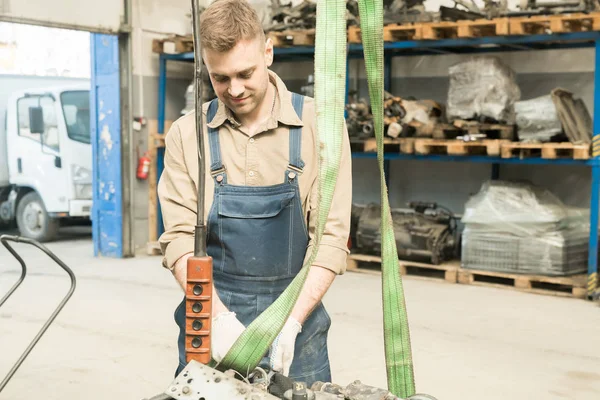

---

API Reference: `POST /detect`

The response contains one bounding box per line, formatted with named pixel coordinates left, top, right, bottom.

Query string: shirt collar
left=206, top=70, right=304, bottom=130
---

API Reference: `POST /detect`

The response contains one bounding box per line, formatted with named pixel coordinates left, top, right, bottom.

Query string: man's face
left=203, top=37, right=273, bottom=118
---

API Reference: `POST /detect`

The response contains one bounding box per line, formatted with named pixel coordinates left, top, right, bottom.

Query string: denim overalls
left=174, top=93, right=332, bottom=386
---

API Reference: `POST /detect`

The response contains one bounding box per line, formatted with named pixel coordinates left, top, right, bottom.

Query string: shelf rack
left=155, top=31, right=600, bottom=297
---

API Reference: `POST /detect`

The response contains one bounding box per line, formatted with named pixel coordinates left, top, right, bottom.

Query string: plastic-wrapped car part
left=447, top=56, right=521, bottom=124
left=515, top=95, right=563, bottom=143
left=460, top=180, right=578, bottom=235
left=461, top=226, right=588, bottom=276
left=461, top=180, right=590, bottom=275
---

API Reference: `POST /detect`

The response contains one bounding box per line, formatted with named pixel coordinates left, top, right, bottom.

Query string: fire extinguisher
left=137, top=152, right=151, bottom=180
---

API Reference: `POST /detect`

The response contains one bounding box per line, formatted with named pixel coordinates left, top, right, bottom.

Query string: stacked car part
left=461, top=180, right=589, bottom=276
left=352, top=202, right=459, bottom=265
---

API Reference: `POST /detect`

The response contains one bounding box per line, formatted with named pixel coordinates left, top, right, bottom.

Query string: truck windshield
left=61, top=91, right=90, bottom=144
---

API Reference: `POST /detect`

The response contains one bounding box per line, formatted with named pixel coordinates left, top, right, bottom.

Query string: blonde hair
left=199, top=0, right=266, bottom=52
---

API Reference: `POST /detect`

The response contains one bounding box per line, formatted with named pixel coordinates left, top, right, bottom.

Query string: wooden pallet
left=452, top=120, right=516, bottom=140
left=414, top=139, right=507, bottom=156
left=550, top=12, right=600, bottom=33
left=510, top=13, right=600, bottom=35
left=152, top=36, right=193, bottom=54
left=384, top=23, right=423, bottom=41
left=456, top=18, right=510, bottom=38
left=510, top=15, right=555, bottom=35
left=422, top=21, right=459, bottom=40
left=458, top=268, right=587, bottom=299
left=350, top=138, right=414, bottom=153
left=349, top=24, right=423, bottom=43
left=347, top=254, right=460, bottom=283
left=432, top=123, right=463, bottom=140
left=348, top=26, right=362, bottom=44
left=500, top=142, right=590, bottom=160
left=268, top=29, right=315, bottom=47
left=397, top=138, right=416, bottom=153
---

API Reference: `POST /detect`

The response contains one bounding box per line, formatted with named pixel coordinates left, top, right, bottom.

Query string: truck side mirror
left=28, top=106, right=44, bottom=134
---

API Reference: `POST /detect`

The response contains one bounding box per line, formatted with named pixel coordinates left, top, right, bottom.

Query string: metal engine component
left=509, top=0, right=596, bottom=16
left=384, top=92, right=443, bottom=138
left=313, top=380, right=402, bottom=399
left=383, top=0, right=437, bottom=24
left=439, top=1, right=486, bottom=21
left=160, top=362, right=280, bottom=400
left=346, top=92, right=442, bottom=140
left=446, top=0, right=599, bottom=19
left=353, top=202, right=459, bottom=265
left=148, top=361, right=438, bottom=400
left=346, top=92, right=374, bottom=140
left=268, top=0, right=360, bottom=31
left=269, top=0, right=316, bottom=31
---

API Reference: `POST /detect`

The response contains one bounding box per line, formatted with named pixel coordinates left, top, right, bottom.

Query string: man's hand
left=212, top=311, right=246, bottom=362
left=266, top=266, right=334, bottom=376
left=269, top=317, right=302, bottom=376
left=172, top=252, right=228, bottom=316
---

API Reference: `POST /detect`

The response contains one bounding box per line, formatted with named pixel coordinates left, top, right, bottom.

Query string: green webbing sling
left=217, top=0, right=415, bottom=397
left=356, top=0, right=415, bottom=396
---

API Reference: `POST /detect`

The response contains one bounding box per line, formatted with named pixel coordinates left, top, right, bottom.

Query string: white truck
left=0, top=85, right=93, bottom=242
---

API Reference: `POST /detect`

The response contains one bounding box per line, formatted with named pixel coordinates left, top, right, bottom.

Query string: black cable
left=191, top=0, right=207, bottom=257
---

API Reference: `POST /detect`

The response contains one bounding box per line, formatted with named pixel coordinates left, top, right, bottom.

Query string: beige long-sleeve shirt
left=157, top=70, right=352, bottom=275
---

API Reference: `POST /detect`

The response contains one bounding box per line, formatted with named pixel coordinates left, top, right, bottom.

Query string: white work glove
left=211, top=312, right=246, bottom=362
left=269, top=317, right=302, bottom=376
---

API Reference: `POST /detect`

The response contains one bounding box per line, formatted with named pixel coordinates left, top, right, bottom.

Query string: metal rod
left=0, top=235, right=77, bottom=393
left=0, top=239, right=26, bottom=308
left=157, top=55, right=168, bottom=238
left=191, top=0, right=207, bottom=257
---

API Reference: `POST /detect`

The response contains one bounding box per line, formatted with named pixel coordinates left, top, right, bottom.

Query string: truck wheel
left=16, top=192, right=59, bottom=242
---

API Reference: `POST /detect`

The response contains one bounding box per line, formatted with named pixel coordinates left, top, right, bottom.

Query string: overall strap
left=206, top=99, right=226, bottom=183
left=287, top=93, right=305, bottom=178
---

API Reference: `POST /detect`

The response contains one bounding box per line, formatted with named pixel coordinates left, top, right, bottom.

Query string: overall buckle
left=287, top=164, right=303, bottom=174
left=210, top=166, right=226, bottom=177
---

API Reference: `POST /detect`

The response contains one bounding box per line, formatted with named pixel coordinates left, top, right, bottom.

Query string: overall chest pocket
left=218, top=191, right=296, bottom=219
left=216, top=190, right=298, bottom=277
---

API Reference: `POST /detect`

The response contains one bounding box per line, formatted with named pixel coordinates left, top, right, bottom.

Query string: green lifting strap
left=356, top=0, right=415, bottom=396
left=216, top=0, right=415, bottom=397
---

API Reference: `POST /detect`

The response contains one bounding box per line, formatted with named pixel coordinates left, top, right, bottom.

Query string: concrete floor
left=0, top=234, right=599, bottom=400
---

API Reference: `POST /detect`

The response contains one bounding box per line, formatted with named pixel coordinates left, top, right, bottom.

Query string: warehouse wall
left=130, top=0, right=198, bottom=253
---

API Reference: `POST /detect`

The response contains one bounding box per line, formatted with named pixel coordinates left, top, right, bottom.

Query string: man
left=158, top=0, right=352, bottom=386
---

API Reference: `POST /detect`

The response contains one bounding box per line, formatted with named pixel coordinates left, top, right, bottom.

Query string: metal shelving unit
left=155, top=31, right=600, bottom=297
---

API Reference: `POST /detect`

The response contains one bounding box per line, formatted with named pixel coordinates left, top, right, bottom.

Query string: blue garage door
left=90, top=33, right=122, bottom=257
